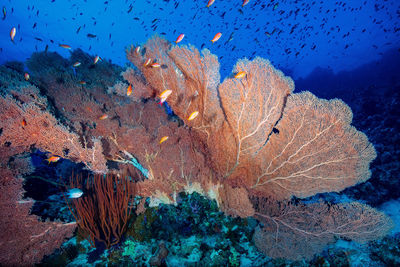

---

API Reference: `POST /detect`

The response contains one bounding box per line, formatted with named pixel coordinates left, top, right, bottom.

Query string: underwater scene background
left=0, top=0, right=399, bottom=266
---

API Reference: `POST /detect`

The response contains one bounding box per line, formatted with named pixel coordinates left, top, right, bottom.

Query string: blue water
left=1, top=0, right=399, bottom=79
left=1, top=0, right=400, bottom=266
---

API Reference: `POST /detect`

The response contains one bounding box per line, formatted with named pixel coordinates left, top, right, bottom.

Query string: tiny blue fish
left=67, top=188, right=83, bottom=198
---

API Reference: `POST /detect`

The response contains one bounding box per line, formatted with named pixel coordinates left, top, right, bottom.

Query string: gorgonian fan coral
left=0, top=37, right=393, bottom=263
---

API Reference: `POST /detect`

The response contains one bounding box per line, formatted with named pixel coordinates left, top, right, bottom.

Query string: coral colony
left=0, top=36, right=394, bottom=266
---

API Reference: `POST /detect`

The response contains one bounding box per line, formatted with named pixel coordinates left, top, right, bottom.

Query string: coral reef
left=0, top=36, right=395, bottom=264
left=0, top=156, right=75, bottom=266
left=124, top=36, right=393, bottom=259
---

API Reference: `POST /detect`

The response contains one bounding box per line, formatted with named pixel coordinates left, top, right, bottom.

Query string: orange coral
left=0, top=165, right=76, bottom=266
left=0, top=38, right=391, bottom=261
left=249, top=91, right=377, bottom=199
left=0, top=90, right=107, bottom=173
left=126, top=36, right=376, bottom=201
left=252, top=198, right=393, bottom=260
left=125, top=36, right=390, bottom=259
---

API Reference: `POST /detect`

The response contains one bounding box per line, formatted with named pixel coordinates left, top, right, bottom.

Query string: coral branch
left=216, top=57, right=294, bottom=178
left=252, top=198, right=394, bottom=260
left=0, top=92, right=107, bottom=173
left=249, top=91, right=377, bottom=199
left=0, top=167, right=76, bottom=266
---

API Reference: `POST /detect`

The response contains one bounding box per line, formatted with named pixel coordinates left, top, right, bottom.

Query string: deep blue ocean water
left=1, top=0, right=400, bottom=266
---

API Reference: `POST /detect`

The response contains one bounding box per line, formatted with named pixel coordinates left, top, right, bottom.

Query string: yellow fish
left=188, top=111, right=199, bottom=121
left=59, top=44, right=71, bottom=49
left=211, top=32, right=222, bottom=43
left=175, top=33, right=185, bottom=44
left=135, top=46, right=140, bottom=54
left=10, top=27, right=16, bottom=42
left=234, top=71, right=246, bottom=79
left=127, top=84, right=132, bottom=96
left=93, top=55, right=101, bottom=64
left=159, top=136, right=169, bottom=144
left=143, top=58, right=152, bottom=67
left=99, top=114, right=108, bottom=120
left=207, top=0, right=215, bottom=7
left=158, top=89, right=172, bottom=105
left=45, top=156, right=61, bottom=164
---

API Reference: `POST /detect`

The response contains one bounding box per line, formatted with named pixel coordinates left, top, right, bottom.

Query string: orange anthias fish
left=234, top=71, right=246, bottom=79
left=10, top=27, right=16, bottom=42
left=99, top=114, right=108, bottom=120
left=79, top=81, right=86, bottom=85
left=127, top=84, right=132, bottom=96
left=143, top=58, right=152, bottom=67
left=175, top=34, right=184, bottom=44
left=59, top=44, right=72, bottom=49
left=211, top=32, right=222, bottom=43
left=21, top=119, right=27, bottom=127
left=45, top=156, right=61, bottom=164
left=207, top=0, right=215, bottom=7
left=24, top=73, right=30, bottom=81
left=151, top=62, right=161, bottom=68
left=93, top=55, right=101, bottom=64
left=73, top=62, right=81, bottom=67
left=158, top=89, right=172, bottom=105
left=135, top=46, right=140, bottom=54
left=159, top=136, right=169, bottom=144
left=242, top=0, right=250, bottom=7
left=188, top=111, right=199, bottom=121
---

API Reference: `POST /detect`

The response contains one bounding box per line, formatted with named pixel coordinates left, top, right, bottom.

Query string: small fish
left=45, top=156, right=61, bottom=163
left=151, top=62, right=161, bottom=68
left=135, top=46, right=140, bottom=54
left=93, top=55, right=101, bottom=64
left=159, top=136, right=169, bottom=144
left=10, top=27, right=16, bottom=42
left=2, top=6, right=6, bottom=20
left=127, top=5, right=133, bottom=13
left=73, top=62, right=81, bottom=67
left=175, top=33, right=184, bottom=44
left=87, top=33, right=96, bottom=38
left=24, top=73, right=30, bottom=80
left=211, top=32, right=222, bottom=43
left=99, top=114, right=108, bottom=120
left=59, top=44, right=71, bottom=49
left=143, top=58, right=151, bottom=67
left=67, top=188, right=83, bottom=199
left=127, top=84, right=132, bottom=96
left=234, top=71, right=246, bottom=79
left=242, top=0, right=249, bottom=6
left=227, top=32, right=234, bottom=42
left=21, top=119, right=27, bottom=127
left=159, top=89, right=172, bottom=104
left=188, top=111, right=199, bottom=121
left=206, top=0, right=215, bottom=7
